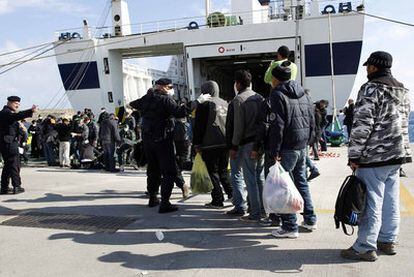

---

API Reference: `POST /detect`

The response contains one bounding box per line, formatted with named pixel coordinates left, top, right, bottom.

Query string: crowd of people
left=0, top=48, right=411, bottom=262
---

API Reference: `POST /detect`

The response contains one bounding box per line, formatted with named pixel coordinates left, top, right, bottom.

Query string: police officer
left=130, top=79, right=187, bottom=213
left=0, top=96, right=37, bottom=194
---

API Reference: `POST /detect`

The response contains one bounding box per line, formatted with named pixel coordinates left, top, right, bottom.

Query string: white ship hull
left=53, top=1, right=365, bottom=117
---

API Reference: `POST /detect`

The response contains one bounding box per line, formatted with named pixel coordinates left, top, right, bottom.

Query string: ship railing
left=55, top=0, right=364, bottom=40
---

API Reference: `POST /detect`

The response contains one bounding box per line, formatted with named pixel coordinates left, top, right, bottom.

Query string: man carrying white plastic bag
left=266, top=62, right=317, bottom=238
left=263, top=162, right=304, bottom=214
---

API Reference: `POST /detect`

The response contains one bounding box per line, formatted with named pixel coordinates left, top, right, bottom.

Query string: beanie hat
left=363, top=51, right=393, bottom=68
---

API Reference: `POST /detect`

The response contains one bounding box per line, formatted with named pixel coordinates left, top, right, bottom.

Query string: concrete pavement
left=0, top=146, right=413, bottom=277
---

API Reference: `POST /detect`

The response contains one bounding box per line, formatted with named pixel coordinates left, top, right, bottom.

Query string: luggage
left=190, top=153, right=213, bottom=194
left=263, top=162, right=304, bottom=214
left=334, top=174, right=367, bottom=235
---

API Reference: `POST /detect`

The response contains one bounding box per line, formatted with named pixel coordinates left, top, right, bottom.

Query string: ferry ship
left=53, top=0, right=365, bottom=118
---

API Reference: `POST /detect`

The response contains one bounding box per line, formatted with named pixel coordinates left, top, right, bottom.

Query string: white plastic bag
left=263, top=162, right=304, bottom=214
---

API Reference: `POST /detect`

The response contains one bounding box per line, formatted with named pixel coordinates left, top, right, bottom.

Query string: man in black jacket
left=343, top=99, right=355, bottom=139
left=55, top=118, right=72, bottom=167
left=99, top=113, right=121, bottom=172
left=193, top=81, right=232, bottom=208
left=130, top=79, right=188, bottom=213
left=268, top=62, right=317, bottom=238
left=0, top=96, right=37, bottom=194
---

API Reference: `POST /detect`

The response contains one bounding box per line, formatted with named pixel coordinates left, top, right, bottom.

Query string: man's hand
left=230, top=149, right=237, bottom=160
left=197, top=94, right=212, bottom=104
left=195, top=146, right=202, bottom=154
left=349, top=161, right=359, bottom=171
left=274, top=156, right=282, bottom=162
left=31, top=105, right=38, bottom=113
left=250, top=151, right=259, bottom=160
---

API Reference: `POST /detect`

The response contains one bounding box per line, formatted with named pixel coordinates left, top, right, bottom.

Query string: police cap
left=7, top=96, right=21, bottom=102
left=155, top=78, right=173, bottom=86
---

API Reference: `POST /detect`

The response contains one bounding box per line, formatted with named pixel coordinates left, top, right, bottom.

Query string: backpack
left=334, top=174, right=367, bottom=236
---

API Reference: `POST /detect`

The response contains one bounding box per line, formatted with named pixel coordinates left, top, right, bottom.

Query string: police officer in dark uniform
left=0, top=96, right=37, bottom=194
left=130, top=79, right=187, bottom=213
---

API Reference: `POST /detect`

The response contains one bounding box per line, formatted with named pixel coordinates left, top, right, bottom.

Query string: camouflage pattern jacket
left=349, top=71, right=412, bottom=167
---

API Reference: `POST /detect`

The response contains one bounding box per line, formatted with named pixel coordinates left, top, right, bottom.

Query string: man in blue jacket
left=268, top=62, right=317, bottom=238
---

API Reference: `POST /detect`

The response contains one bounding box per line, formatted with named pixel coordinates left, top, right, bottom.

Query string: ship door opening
left=191, top=52, right=295, bottom=101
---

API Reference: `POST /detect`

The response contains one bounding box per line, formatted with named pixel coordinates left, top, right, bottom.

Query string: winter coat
left=0, top=106, right=33, bottom=156
left=230, top=89, right=264, bottom=149
left=268, top=80, right=315, bottom=158
left=348, top=70, right=412, bottom=166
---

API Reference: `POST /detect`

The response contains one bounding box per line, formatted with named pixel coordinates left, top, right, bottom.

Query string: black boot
left=159, top=202, right=179, bottom=214
left=148, top=196, right=160, bottom=207
left=0, top=187, right=13, bottom=195
left=13, top=187, right=25, bottom=194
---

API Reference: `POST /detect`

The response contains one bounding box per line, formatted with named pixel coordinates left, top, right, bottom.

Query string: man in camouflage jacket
left=342, top=51, right=412, bottom=262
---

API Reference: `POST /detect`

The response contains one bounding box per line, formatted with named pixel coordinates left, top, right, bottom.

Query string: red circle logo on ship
left=218, top=47, right=225, bottom=54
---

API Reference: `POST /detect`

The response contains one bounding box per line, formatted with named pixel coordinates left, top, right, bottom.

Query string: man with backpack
left=341, top=51, right=412, bottom=261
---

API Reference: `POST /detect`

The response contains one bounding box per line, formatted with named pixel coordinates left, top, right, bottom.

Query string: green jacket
left=264, top=59, right=298, bottom=85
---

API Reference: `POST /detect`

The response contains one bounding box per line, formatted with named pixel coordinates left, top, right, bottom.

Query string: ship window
left=108, top=92, right=114, bottom=103
left=103, top=58, right=110, bottom=74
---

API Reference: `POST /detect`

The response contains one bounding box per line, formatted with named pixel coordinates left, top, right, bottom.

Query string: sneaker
left=205, top=202, right=224, bottom=209
left=13, top=187, right=25, bottom=194
left=307, top=170, right=320, bottom=181
left=377, top=242, right=397, bottom=255
left=340, top=247, right=377, bottom=262
left=300, top=221, right=317, bottom=231
left=181, top=185, right=190, bottom=199
left=159, top=204, right=179, bottom=214
left=271, top=228, right=299, bottom=239
left=260, top=217, right=282, bottom=227
left=226, top=208, right=245, bottom=216
left=240, top=215, right=260, bottom=223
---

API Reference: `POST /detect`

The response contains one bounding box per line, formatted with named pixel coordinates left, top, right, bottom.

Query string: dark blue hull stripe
left=305, top=41, right=363, bottom=77
left=58, top=61, right=101, bottom=91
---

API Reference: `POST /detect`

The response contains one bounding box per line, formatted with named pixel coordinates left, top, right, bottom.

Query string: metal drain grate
left=1, top=212, right=138, bottom=233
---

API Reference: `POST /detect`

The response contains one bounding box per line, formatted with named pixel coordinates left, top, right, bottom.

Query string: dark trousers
left=117, top=143, right=133, bottom=166
left=0, top=153, right=21, bottom=189
left=43, top=142, right=57, bottom=166
left=102, top=143, right=116, bottom=172
left=346, top=124, right=352, bottom=139
left=320, top=130, right=328, bottom=151
left=144, top=139, right=177, bottom=205
left=311, top=141, right=319, bottom=159
left=31, top=136, right=39, bottom=158
left=202, top=148, right=232, bottom=205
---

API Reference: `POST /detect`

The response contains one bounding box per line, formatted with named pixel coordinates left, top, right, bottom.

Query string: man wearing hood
left=268, top=62, right=317, bottom=238
left=193, top=81, right=232, bottom=208
left=341, top=51, right=411, bottom=261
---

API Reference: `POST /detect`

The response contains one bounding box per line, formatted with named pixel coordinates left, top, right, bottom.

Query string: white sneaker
left=300, top=222, right=317, bottom=231
left=271, top=228, right=299, bottom=239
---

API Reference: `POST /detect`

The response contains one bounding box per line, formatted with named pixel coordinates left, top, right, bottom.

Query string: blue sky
left=0, top=0, right=413, bottom=109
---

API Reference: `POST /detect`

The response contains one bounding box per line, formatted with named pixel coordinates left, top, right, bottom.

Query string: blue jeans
left=230, top=143, right=264, bottom=217
left=279, top=149, right=317, bottom=231
left=353, top=165, right=401, bottom=253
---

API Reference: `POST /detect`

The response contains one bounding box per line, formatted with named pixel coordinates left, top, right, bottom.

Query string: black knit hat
left=363, top=51, right=393, bottom=68
left=7, top=96, right=21, bottom=102
left=272, top=61, right=292, bottom=81
left=155, top=78, right=173, bottom=86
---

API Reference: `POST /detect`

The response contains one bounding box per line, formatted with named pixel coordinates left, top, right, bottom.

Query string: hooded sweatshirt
left=268, top=80, right=315, bottom=158
left=193, top=81, right=228, bottom=149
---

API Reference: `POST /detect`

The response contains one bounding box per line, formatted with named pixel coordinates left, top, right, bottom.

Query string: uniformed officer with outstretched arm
left=0, top=96, right=37, bottom=194
left=130, top=79, right=188, bottom=213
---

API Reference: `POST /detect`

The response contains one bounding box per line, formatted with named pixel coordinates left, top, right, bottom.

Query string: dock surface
left=1, top=146, right=413, bottom=277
